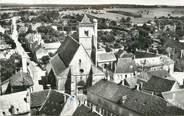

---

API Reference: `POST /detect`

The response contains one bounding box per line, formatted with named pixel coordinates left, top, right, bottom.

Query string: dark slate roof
left=134, top=51, right=157, bottom=58
left=50, top=53, right=67, bottom=76
left=164, top=39, right=184, bottom=50
left=88, top=80, right=184, bottom=116
left=73, top=105, right=100, bottom=116
left=115, top=58, right=136, bottom=73
left=10, top=71, right=33, bottom=87
left=137, top=70, right=176, bottom=93
left=147, top=70, right=173, bottom=80
left=57, top=36, right=80, bottom=67
left=139, top=75, right=176, bottom=93
left=39, top=90, right=68, bottom=115
left=31, top=89, right=50, bottom=108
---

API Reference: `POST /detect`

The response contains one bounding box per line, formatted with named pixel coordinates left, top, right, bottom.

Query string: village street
left=11, top=17, right=44, bottom=92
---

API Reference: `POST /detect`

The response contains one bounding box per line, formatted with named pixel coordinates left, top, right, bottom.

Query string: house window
left=125, top=75, right=127, bottom=78
left=84, top=30, right=89, bottom=36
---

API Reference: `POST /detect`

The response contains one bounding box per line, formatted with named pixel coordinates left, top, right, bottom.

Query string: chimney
left=146, top=48, right=149, bottom=53
left=181, top=50, right=184, bottom=59
left=136, top=48, right=138, bottom=51
left=22, top=55, right=27, bottom=73
left=122, top=79, right=125, bottom=86
left=156, top=49, right=159, bottom=55
left=136, top=84, right=140, bottom=91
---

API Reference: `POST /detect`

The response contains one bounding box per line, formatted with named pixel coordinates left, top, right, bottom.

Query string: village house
left=136, top=70, right=179, bottom=96
left=97, top=52, right=116, bottom=71
left=0, top=91, right=31, bottom=116
left=5, top=55, right=33, bottom=93
left=7, top=70, right=33, bottom=93
left=133, top=51, right=174, bottom=74
left=113, top=58, right=137, bottom=83
left=87, top=80, right=184, bottom=116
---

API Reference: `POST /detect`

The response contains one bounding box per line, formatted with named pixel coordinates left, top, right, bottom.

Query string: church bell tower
left=78, top=14, right=98, bottom=65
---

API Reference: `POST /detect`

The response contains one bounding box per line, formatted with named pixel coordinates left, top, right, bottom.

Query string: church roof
left=57, top=36, right=80, bottom=67
left=80, top=14, right=92, bottom=24
left=50, top=53, right=67, bottom=76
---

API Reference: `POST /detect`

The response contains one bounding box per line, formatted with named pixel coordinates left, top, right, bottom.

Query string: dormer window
left=84, top=30, right=89, bottom=36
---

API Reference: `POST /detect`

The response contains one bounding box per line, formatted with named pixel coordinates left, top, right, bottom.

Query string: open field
left=105, top=8, right=184, bottom=23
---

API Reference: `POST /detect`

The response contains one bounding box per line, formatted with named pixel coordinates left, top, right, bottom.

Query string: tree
left=41, top=55, right=50, bottom=65
left=0, top=53, right=22, bottom=82
left=3, top=34, right=16, bottom=49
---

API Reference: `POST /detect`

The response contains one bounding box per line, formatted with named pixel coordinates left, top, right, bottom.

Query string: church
left=46, top=14, right=105, bottom=96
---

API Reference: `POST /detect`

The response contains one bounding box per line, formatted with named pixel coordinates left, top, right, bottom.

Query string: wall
left=134, top=57, right=161, bottom=66
left=70, top=45, right=93, bottom=76
left=113, top=73, right=134, bottom=83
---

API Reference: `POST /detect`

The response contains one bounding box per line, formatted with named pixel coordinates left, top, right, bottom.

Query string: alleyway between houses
left=11, top=17, right=44, bottom=92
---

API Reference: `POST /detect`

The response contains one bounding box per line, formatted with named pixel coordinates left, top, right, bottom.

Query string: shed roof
left=97, top=52, right=116, bottom=63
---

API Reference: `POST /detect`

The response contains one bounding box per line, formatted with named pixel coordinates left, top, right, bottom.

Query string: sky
left=1, top=0, right=184, bottom=6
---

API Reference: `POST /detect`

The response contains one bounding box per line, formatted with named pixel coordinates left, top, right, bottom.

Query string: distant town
left=1, top=4, right=184, bottom=116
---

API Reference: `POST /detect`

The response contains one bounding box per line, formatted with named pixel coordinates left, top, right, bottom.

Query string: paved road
left=11, top=17, right=44, bottom=92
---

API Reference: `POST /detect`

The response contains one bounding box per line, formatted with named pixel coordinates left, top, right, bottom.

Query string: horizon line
left=1, top=3, right=184, bottom=7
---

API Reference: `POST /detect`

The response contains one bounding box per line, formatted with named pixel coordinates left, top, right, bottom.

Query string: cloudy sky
left=1, top=0, right=184, bottom=6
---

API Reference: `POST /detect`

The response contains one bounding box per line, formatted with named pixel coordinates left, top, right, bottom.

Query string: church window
left=80, top=69, right=84, bottom=73
left=79, top=59, right=81, bottom=66
left=84, top=30, right=89, bottom=36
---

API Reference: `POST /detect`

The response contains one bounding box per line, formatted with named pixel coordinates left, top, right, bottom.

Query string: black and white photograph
left=0, top=0, right=184, bottom=115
